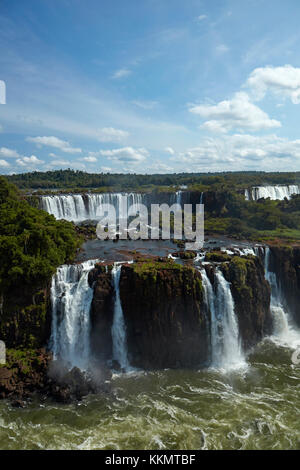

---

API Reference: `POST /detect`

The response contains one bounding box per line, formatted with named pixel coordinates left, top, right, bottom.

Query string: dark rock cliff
left=88, top=263, right=114, bottom=362
left=270, top=245, right=300, bottom=327
left=89, top=256, right=273, bottom=369
left=220, top=256, right=272, bottom=350
left=0, top=286, right=51, bottom=349
left=119, top=260, right=208, bottom=369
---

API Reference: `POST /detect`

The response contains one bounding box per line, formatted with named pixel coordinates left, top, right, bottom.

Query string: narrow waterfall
left=111, top=263, right=130, bottom=370
left=50, top=259, right=98, bottom=370
left=41, top=193, right=145, bottom=222
left=175, top=190, right=182, bottom=205
left=263, top=247, right=300, bottom=347
left=200, top=269, right=219, bottom=365
left=200, top=268, right=245, bottom=370
left=245, top=185, right=300, bottom=201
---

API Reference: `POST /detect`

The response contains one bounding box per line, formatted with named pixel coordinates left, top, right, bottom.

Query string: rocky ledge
left=89, top=254, right=272, bottom=369
left=0, top=349, right=111, bottom=404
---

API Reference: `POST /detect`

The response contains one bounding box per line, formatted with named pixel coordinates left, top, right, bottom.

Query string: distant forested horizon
left=4, top=169, right=300, bottom=192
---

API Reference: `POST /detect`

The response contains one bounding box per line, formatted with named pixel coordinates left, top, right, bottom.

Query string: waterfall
left=175, top=191, right=182, bottom=205
left=263, top=247, right=300, bottom=347
left=41, top=193, right=145, bottom=222
left=111, top=263, right=130, bottom=370
left=245, top=185, right=300, bottom=201
left=200, top=268, right=245, bottom=370
left=200, top=269, right=218, bottom=365
left=50, top=259, right=98, bottom=370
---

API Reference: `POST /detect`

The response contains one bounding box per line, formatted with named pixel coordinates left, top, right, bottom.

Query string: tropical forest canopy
left=5, top=169, right=300, bottom=192
left=0, top=176, right=81, bottom=294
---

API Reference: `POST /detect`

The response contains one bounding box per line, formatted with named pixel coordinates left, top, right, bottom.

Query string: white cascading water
left=200, top=268, right=245, bottom=370
left=174, top=191, right=182, bottom=205
left=263, top=247, right=300, bottom=348
left=111, top=263, right=130, bottom=370
left=245, top=185, right=300, bottom=201
left=41, top=193, right=144, bottom=222
left=50, top=259, right=98, bottom=370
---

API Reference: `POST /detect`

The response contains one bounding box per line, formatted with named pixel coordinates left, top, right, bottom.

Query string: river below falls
left=0, top=338, right=299, bottom=450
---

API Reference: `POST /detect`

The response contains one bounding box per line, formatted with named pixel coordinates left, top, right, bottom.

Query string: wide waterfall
left=200, top=268, right=245, bottom=370
left=111, top=263, right=130, bottom=371
left=245, top=185, right=300, bottom=201
left=50, top=259, right=98, bottom=369
left=263, top=247, right=300, bottom=347
left=41, top=193, right=145, bottom=222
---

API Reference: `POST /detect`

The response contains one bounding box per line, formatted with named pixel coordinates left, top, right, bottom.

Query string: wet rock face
left=221, top=256, right=272, bottom=349
left=0, top=349, right=52, bottom=400
left=88, top=264, right=114, bottom=361
left=0, top=349, right=111, bottom=403
left=0, top=286, right=51, bottom=349
left=119, top=261, right=209, bottom=369
left=270, top=246, right=300, bottom=327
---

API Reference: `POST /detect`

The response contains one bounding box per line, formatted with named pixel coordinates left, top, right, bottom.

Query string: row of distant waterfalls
left=39, top=185, right=300, bottom=222
left=49, top=246, right=300, bottom=373
left=40, top=192, right=191, bottom=222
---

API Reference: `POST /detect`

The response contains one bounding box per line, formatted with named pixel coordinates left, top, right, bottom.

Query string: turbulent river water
left=0, top=339, right=299, bottom=450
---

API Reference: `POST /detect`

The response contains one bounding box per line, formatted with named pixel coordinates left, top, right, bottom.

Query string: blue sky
left=1, top=0, right=300, bottom=174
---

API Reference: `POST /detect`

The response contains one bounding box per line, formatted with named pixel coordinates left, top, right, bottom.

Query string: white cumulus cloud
left=83, top=156, right=97, bottom=162
left=0, top=159, right=9, bottom=167
left=17, top=155, right=44, bottom=166
left=171, top=133, right=300, bottom=171
left=0, top=147, right=20, bottom=158
left=100, top=147, right=149, bottom=163
left=246, top=65, right=300, bottom=104
left=27, top=136, right=82, bottom=153
left=189, top=92, right=281, bottom=132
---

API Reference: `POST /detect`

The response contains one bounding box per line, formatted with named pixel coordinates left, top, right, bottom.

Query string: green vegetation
left=133, top=259, right=183, bottom=280
left=4, top=169, right=300, bottom=243
left=205, top=251, right=233, bottom=262
left=4, top=348, right=42, bottom=375
left=0, top=176, right=81, bottom=294
left=203, top=190, right=300, bottom=243
left=0, top=176, right=82, bottom=349
left=5, top=168, right=300, bottom=192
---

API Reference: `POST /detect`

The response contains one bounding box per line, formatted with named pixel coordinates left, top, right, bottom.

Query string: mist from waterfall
left=50, top=259, right=98, bottom=370
left=200, top=268, right=245, bottom=370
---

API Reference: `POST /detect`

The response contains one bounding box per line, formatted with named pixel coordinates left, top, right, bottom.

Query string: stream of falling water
left=50, top=259, right=99, bottom=370
left=200, top=268, right=246, bottom=371
left=111, top=263, right=131, bottom=371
